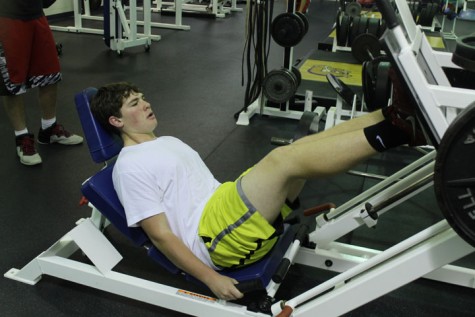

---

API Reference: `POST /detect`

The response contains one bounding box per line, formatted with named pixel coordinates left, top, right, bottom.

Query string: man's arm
left=140, top=213, right=243, bottom=300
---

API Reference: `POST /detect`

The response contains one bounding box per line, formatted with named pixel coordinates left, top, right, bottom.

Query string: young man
left=90, top=78, right=425, bottom=301
left=0, top=0, right=83, bottom=166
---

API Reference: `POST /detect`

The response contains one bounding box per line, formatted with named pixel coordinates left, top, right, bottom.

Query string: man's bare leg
left=241, top=110, right=385, bottom=223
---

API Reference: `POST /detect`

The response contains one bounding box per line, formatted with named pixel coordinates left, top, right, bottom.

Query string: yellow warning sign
left=299, top=59, right=362, bottom=87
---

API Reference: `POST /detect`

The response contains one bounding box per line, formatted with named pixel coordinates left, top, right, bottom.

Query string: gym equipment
left=336, top=11, right=351, bottom=46
left=270, top=108, right=326, bottom=146
left=5, top=87, right=306, bottom=316
left=435, top=102, right=475, bottom=247
left=351, top=33, right=383, bottom=62
left=345, top=1, right=362, bottom=17
left=325, top=73, right=367, bottom=128
left=452, top=34, right=475, bottom=72
left=9, top=1, right=475, bottom=316
left=362, top=57, right=391, bottom=110
left=159, top=0, right=241, bottom=19
left=237, top=0, right=309, bottom=124
left=49, top=0, right=190, bottom=50
left=417, top=2, right=439, bottom=26
left=102, top=0, right=156, bottom=55
left=271, top=12, right=308, bottom=48
left=262, top=68, right=300, bottom=104
left=326, top=73, right=360, bottom=106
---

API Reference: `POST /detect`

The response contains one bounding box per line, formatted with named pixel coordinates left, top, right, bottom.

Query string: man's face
left=117, top=91, right=157, bottom=135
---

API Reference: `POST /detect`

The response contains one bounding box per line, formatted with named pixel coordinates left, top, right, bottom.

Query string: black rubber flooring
left=1, top=2, right=475, bottom=316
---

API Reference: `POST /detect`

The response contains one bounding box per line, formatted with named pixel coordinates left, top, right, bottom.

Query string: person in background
left=0, top=0, right=83, bottom=166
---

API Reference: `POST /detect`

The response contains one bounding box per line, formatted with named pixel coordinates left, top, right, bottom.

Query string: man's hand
left=141, top=213, right=243, bottom=301
left=205, top=272, right=243, bottom=301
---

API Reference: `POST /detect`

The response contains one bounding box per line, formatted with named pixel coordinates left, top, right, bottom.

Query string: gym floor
left=1, top=1, right=475, bottom=316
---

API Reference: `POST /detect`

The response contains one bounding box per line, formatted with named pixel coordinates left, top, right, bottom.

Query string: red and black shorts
left=0, top=16, right=61, bottom=96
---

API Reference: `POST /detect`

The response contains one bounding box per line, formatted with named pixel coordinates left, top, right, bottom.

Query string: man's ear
left=108, top=116, right=123, bottom=128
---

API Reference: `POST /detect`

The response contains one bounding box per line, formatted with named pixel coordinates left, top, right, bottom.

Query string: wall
left=44, top=0, right=74, bottom=16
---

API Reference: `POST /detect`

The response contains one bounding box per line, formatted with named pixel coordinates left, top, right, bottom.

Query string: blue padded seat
left=75, top=87, right=295, bottom=290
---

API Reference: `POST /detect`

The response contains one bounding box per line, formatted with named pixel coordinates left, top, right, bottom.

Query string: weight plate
left=89, top=0, right=102, bottom=10
left=271, top=13, right=305, bottom=48
left=418, top=7, right=429, bottom=26
left=338, top=14, right=351, bottom=47
left=351, top=33, right=382, bottom=63
left=262, top=69, right=298, bottom=104
left=292, top=66, right=302, bottom=86
left=367, top=18, right=380, bottom=37
left=452, top=35, right=475, bottom=72
left=434, top=101, right=475, bottom=247
left=336, top=10, right=342, bottom=45
left=345, top=1, right=362, bottom=17
left=348, top=16, right=360, bottom=46
left=295, top=11, right=309, bottom=34
left=357, top=16, right=369, bottom=36
left=373, top=61, right=391, bottom=109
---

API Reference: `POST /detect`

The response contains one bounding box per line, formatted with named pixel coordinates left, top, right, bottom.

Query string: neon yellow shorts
left=198, top=171, right=292, bottom=268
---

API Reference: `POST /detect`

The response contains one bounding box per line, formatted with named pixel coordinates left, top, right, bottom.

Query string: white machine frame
left=5, top=1, right=475, bottom=316
left=50, top=0, right=191, bottom=31
left=157, top=0, right=242, bottom=19
left=49, top=0, right=190, bottom=54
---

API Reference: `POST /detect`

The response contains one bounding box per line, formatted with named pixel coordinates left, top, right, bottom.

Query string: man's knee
left=264, top=146, right=295, bottom=170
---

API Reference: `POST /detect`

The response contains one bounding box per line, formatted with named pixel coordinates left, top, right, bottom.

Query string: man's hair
left=90, top=82, right=141, bottom=135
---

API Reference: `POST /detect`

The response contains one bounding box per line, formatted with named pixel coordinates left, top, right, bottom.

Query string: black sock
left=363, top=120, right=409, bottom=152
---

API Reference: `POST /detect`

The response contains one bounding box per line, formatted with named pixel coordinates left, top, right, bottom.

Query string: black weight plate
left=434, top=102, right=475, bottom=247
left=367, top=18, right=380, bottom=37
left=89, top=0, right=102, bottom=10
left=452, top=35, right=475, bottom=72
left=345, top=1, right=362, bottom=17
left=271, top=13, right=305, bottom=48
left=409, top=1, right=419, bottom=22
left=351, top=33, right=382, bottom=63
left=262, top=69, right=298, bottom=104
left=417, top=7, right=429, bottom=26
left=348, top=16, right=360, bottom=46
left=336, top=10, right=342, bottom=46
left=358, top=16, right=369, bottom=36
left=428, top=3, right=438, bottom=23
left=373, top=61, right=391, bottom=109
left=292, top=66, right=302, bottom=86
left=295, top=11, right=309, bottom=34
left=338, top=14, right=351, bottom=47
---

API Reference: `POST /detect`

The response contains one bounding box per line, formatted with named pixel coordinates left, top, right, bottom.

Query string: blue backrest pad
left=74, top=87, right=123, bottom=164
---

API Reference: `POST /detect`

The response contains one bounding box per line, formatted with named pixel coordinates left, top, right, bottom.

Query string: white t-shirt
left=112, top=136, right=221, bottom=269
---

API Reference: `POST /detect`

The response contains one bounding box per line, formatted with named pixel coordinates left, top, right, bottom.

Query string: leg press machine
left=5, top=0, right=475, bottom=316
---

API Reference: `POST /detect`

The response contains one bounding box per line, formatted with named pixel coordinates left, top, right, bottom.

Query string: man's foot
left=38, top=122, right=83, bottom=145
left=16, top=134, right=42, bottom=166
left=383, top=68, right=427, bottom=146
